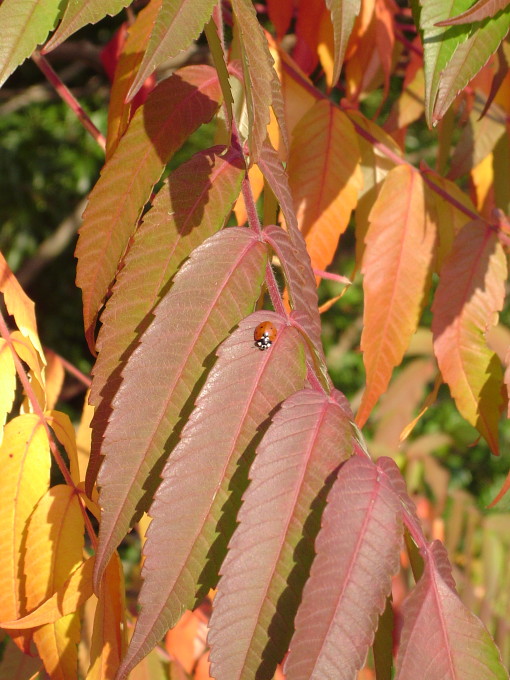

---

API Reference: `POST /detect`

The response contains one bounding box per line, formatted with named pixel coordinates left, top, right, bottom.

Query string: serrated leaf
left=357, top=166, right=437, bottom=427
left=0, top=0, right=63, bottom=88
left=326, top=0, right=362, bottom=86
left=86, top=146, right=244, bottom=493
left=396, top=541, right=508, bottom=679
left=116, top=312, right=307, bottom=679
left=0, top=414, right=51, bottom=651
left=127, top=0, right=217, bottom=100
left=24, top=485, right=84, bottom=680
left=284, top=456, right=403, bottom=680
left=438, top=0, right=510, bottom=25
left=208, top=389, right=353, bottom=680
left=44, top=0, right=132, bottom=52
left=94, top=228, right=268, bottom=589
left=75, top=66, right=221, bottom=346
left=287, top=100, right=362, bottom=275
left=431, top=220, right=506, bottom=454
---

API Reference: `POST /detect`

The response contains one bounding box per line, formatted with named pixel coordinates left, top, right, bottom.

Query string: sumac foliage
left=1, top=0, right=510, bottom=679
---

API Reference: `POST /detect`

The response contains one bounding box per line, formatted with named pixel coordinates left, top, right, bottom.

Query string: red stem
left=50, top=350, right=92, bottom=388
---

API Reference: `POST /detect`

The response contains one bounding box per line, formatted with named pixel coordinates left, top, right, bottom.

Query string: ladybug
left=254, top=321, right=277, bottom=350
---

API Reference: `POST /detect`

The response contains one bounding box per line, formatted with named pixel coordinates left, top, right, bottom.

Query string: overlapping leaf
left=287, top=100, right=362, bottom=275
left=0, top=638, right=42, bottom=679
left=75, top=66, right=221, bottom=346
left=357, top=166, right=437, bottom=427
left=127, top=0, right=217, bottom=100
left=438, top=0, right=510, bottom=26
left=116, top=312, right=307, bottom=679
left=326, top=0, right=362, bottom=86
left=431, top=220, right=506, bottom=454
left=284, top=456, right=403, bottom=680
left=0, top=0, right=63, bottom=89
left=396, top=541, right=508, bottom=679
left=208, top=389, right=353, bottom=680
left=94, top=228, right=268, bottom=589
left=0, top=341, right=16, bottom=434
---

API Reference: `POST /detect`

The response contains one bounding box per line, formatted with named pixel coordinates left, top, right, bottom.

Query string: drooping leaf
left=286, top=100, right=362, bottom=275
left=46, top=410, right=80, bottom=482
left=10, top=332, right=46, bottom=409
left=44, top=0, right=132, bottom=52
left=75, top=66, right=221, bottom=347
left=437, top=0, right=510, bottom=25
left=86, top=146, right=244, bottom=494
left=208, top=389, right=353, bottom=680
left=24, top=485, right=84, bottom=680
left=325, top=0, right=362, bottom=86
left=396, top=541, right=508, bottom=679
left=431, top=220, right=506, bottom=454
left=94, top=228, right=268, bottom=588
left=231, top=0, right=285, bottom=161
left=357, top=166, right=437, bottom=427
left=0, top=0, right=63, bottom=89
left=0, top=341, right=16, bottom=434
left=284, top=456, right=403, bottom=680
left=128, top=0, right=217, bottom=100
left=116, top=312, right=307, bottom=679
left=0, top=414, right=51, bottom=651
left=105, top=0, right=163, bottom=159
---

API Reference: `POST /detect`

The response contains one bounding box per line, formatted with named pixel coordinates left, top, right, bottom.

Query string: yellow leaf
left=46, top=410, right=80, bottom=486
left=76, top=392, right=95, bottom=491
left=0, top=340, right=16, bottom=439
left=0, top=414, right=51, bottom=646
left=0, top=252, right=45, bottom=367
left=43, top=350, right=65, bottom=411
left=25, top=485, right=85, bottom=680
left=471, top=152, right=494, bottom=214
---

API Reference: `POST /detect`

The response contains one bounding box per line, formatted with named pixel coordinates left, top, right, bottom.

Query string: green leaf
left=437, top=0, right=510, bottom=25
left=0, top=0, right=64, bottom=88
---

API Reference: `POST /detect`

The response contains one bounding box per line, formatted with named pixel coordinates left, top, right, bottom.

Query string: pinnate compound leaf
left=396, top=541, right=508, bottom=679
left=287, top=100, right=362, bottom=275
left=116, top=312, right=307, bottom=679
left=208, top=389, right=353, bottom=680
left=0, top=414, right=51, bottom=650
left=431, top=221, right=506, bottom=454
left=284, top=456, right=403, bottom=680
left=326, top=0, right=362, bottom=86
left=87, top=146, right=244, bottom=492
left=75, top=66, right=221, bottom=346
left=438, top=0, right=510, bottom=25
left=357, top=166, right=436, bottom=427
left=23, top=485, right=84, bottom=680
left=44, top=0, right=132, bottom=52
left=0, top=0, right=63, bottom=88
left=94, top=228, right=268, bottom=589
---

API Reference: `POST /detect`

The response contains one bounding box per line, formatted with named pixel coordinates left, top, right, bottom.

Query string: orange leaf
left=287, top=99, right=362, bottom=275
left=0, top=637, right=42, bottom=679
left=0, top=414, right=51, bottom=651
left=0, top=339, right=16, bottom=436
left=24, top=485, right=85, bottom=680
left=165, top=611, right=206, bottom=674
left=43, top=350, right=65, bottom=411
left=357, top=166, right=437, bottom=427
left=431, top=221, right=506, bottom=454
left=233, top=163, right=264, bottom=225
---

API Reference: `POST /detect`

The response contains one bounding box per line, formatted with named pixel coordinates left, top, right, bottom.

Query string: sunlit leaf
left=209, top=389, right=353, bottom=680
left=94, top=228, right=268, bottom=589
left=75, top=66, right=221, bottom=347
left=116, top=312, right=307, bottom=679
left=43, top=350, right=65, bottom=411
left=325, top=0, right=362, bottom=86
left=0, top=340, right=16, bottom=437
left=396, top=541, right=507, bottom=679
left=357, top=166, right=436, bottom=427
left=437, top=0, right=510, bottom=25
left=284, top=456, right=403, bottom=679
left=46, top=410, right=80, bottom=485
left=431, top=220, right=506, bottom=454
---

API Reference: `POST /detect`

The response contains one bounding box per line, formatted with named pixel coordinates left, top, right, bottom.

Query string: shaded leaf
left=437, top=0, right=510, bottom=25
left=116, top=312, right=307, bottom=679
left=208, top=389, right=353, bottom=680
left=94, top=228, right=268, bottom=588
left=0, top=638, right=42, bottom=680
left=0, top=0, right=63, bottom=88
left=431, top=220, right=506, bottom=454
left=46, top=410, right=79, bottom=483
left=75, top=66, right=221, bottom=346
left=284, top=456, right=403, bottom=680
left=266, top=0, right=294, bottom=38
left=128, top=0, right=217, bottom=100
left=43, top=350, right=65, bottom=411
left=287, top=100, right=362, bottom=275
left=44, top=0, right=132, bottom=52
left=325, top=0, right=362, bottom=86
left=396, top=541, right=508, bottom=679
left=357, top=166, right=436, bottom=427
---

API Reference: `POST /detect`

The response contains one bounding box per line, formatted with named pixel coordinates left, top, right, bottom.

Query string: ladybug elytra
left=254, top=322, right=277, bottom=350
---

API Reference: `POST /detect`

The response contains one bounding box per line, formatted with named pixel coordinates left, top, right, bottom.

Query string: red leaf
left=437, top=0, right=509, bottom=26
left=94, top=228, right=268, bottom=589
left=116, top=312, right=307, bottom=679
left=284, top=456, right=403, bottom=680
left=208, top=389, right=353, bottom=680
left=431, top=220, right=506, bottom=454
left=75, top=66, right=221, bottom=348
left=266, top=0, right=294, bottom=38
